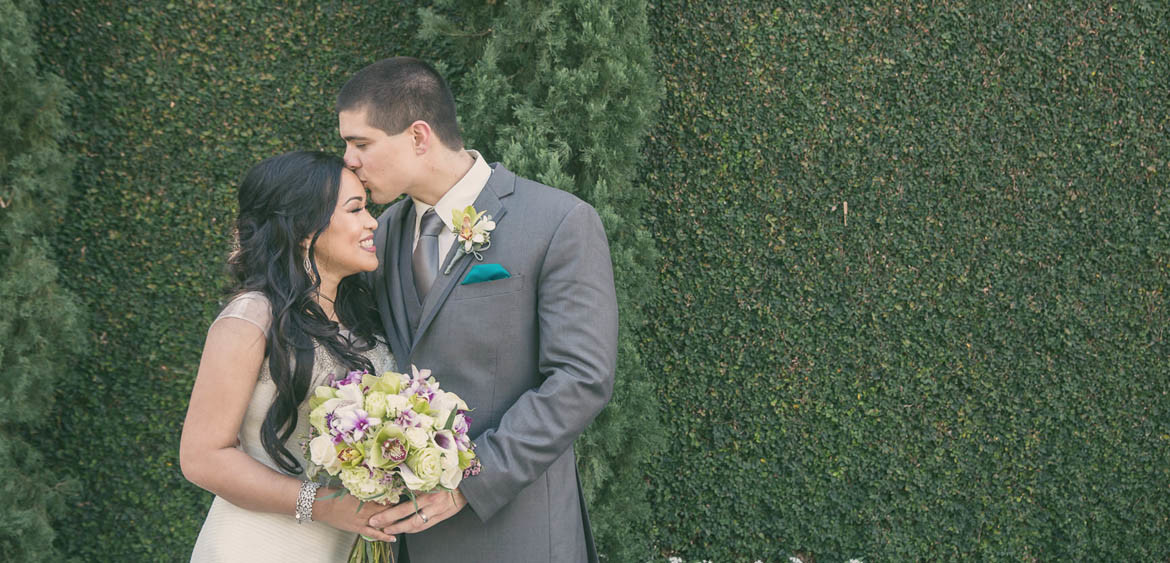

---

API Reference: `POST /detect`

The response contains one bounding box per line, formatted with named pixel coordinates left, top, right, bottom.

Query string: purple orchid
left=452, top=412, right=471, bottom=435
left=331, top=407, right=379, bottom=442
left=395, top=409, right=418, bottom=428
left=333, top=370, right=366, bottom=389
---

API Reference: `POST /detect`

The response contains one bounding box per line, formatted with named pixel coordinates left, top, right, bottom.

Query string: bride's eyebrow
left=343, top=196, right=364, bottom=205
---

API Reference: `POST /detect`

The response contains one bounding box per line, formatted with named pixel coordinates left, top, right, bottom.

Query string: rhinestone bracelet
left=294, top=481, right=321, bottom=524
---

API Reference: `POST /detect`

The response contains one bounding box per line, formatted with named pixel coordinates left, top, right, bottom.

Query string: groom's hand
left=369, top=488, right=468, bottom=535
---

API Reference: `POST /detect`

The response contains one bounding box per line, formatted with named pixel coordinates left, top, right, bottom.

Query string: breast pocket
left=451, top=273, right=525, bottom=300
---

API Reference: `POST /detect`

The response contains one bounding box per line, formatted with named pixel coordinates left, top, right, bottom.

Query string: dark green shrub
left=1, top=0, right=85, bottom=560
left=418, top=1, right=663, bottom=558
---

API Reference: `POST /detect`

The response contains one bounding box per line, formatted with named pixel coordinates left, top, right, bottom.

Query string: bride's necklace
left=314, top=292, right=338, bottom=323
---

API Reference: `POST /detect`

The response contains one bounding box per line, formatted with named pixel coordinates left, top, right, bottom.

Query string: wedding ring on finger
left=418, top=510, right=429, bottom=523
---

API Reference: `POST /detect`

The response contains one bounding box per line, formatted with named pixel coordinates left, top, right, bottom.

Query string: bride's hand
left=311, top=488, right=399, bottom=543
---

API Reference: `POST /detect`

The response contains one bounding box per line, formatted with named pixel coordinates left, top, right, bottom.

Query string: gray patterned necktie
left=412, top=208, right=444, bottom=302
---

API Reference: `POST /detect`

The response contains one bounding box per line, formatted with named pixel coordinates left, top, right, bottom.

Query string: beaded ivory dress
left=190, top=292, right=396, bottom=562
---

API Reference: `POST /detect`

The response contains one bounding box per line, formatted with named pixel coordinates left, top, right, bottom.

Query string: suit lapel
left=379, top=200, right=413, bottom=365
left=412, top=164, right=515, bottom=348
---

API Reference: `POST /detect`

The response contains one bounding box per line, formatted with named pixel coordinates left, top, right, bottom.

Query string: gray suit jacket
left=369, top=163, right=617, bottom=563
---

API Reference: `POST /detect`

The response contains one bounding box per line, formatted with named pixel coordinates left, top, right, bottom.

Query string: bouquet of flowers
left=305, top=366, right=481, bottom=563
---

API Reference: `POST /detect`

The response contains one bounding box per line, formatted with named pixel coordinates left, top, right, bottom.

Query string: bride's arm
left=179, top=317, right=396, bottom=542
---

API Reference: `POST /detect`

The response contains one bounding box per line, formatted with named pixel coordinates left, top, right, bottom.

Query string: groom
left=337, top=57, right=617, bottom=563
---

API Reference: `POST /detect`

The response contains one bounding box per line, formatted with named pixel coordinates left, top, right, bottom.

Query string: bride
left=180, top=151, right=399, bottom=561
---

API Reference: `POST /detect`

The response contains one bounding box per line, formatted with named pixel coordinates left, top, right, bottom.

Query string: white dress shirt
left=411, top=150, right=493, bottom=258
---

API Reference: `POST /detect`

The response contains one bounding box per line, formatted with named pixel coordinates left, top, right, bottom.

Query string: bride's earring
left=303, top=251, right=316, bottom=283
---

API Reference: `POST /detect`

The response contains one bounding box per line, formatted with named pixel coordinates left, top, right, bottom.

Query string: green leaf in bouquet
left=320, top=488, right=347, bottom=501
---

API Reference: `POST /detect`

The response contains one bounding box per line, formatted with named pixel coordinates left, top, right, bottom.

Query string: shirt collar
left=412, top=150, right=492, bottom=233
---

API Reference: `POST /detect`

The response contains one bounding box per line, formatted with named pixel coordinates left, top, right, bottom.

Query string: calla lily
left=431, top=391, right=468, bottom=413
left=440, top=465, right=463, bottom=490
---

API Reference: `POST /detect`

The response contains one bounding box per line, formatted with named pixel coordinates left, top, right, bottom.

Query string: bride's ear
left=300, top=240, right=313, bottom=264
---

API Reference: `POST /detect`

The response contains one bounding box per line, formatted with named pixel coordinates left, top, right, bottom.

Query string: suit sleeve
left=458, top=201, right=618, bottom=522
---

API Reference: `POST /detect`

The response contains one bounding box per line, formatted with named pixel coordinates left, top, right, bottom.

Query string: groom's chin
left=368, top=193, right=393, bottom=206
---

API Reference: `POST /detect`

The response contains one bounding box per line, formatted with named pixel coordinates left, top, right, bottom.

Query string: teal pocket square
left=461, top=263, right=511, bottom=285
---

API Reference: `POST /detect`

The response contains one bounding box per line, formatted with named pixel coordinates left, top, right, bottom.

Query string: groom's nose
left=343, top=148, right=361, bottom=170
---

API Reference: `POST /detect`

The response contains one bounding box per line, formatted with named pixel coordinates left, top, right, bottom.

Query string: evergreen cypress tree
left=419, top=1, right=662, bottom=559
left=0, top=0, right=85, bottom=559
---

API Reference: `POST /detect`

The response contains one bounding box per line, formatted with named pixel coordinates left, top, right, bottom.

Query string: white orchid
left=444, top=205, right=496, bottom=273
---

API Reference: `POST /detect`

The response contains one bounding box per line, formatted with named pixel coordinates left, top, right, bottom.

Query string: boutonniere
left=444, top=205, right=496, bottom=274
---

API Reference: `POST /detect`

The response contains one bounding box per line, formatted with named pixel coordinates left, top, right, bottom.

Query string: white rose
left=405, top=427, right=429, bottom=449
left=309, top=435, right=342, bottom=475
left=365, top=392, right=388, bottom=418
left=384, top=394, right=411, bottom=417
left=403, top=447, right=442, bottom=491
left=398, top=462, right=427, bottom=491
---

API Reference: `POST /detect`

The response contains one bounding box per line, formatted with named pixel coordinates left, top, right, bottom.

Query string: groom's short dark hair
left=337, top=57, right=464, bottom=150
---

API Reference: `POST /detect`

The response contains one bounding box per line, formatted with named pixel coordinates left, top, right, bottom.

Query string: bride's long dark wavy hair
left=227, top=150, right=381, bottom=474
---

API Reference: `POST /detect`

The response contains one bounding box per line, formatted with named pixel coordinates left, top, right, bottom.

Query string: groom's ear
left=407, top=120, right=434, bottom=155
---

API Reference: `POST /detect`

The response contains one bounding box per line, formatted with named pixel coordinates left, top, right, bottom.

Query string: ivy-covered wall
left=640, top=2, right=1169, bottom=561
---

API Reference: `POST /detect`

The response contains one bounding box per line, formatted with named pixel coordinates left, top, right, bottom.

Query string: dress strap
left=212, top=291, right=273, bottom=336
